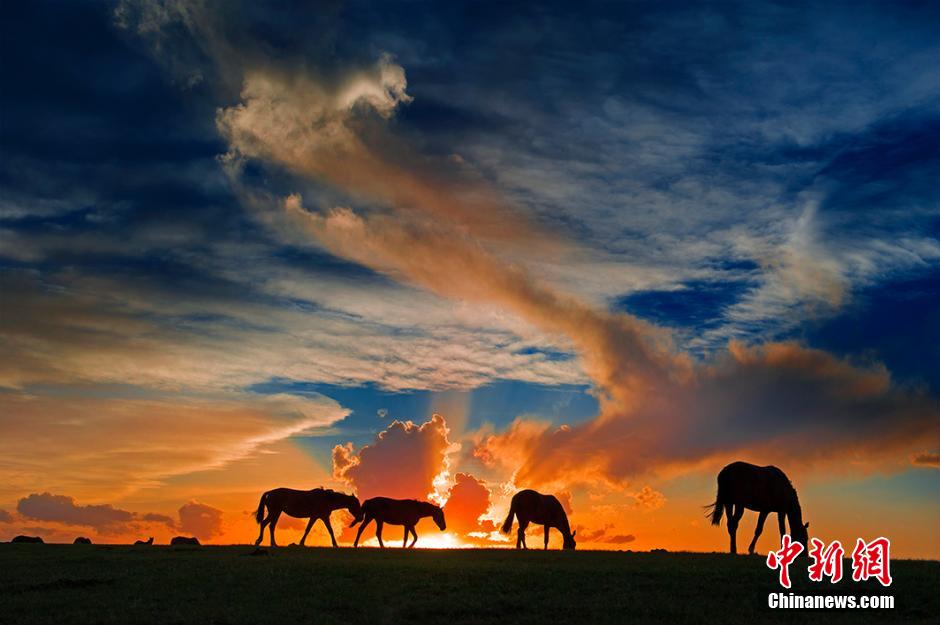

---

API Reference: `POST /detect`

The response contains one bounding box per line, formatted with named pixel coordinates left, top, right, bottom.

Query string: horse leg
left=268, top=510, right=282, bottom=547
left=375, top=520, right=385, bottom=548
left=723, top=503, right=734, bottom=553
left=403, top=526, right=409, bottom=549
left=519, top=520, right=529, bottom=549
left=353, top=515, right=372, bottom=548
left=323, top=517, right=338, bottom=548
left=748, top=511, right=768, bottom=555
left=299, top=517, right=315, bottom=546
left=727, top=504, right=743, bottom=554
left=409, top=526, right=418, bottom=548
left=778, top=512, right=786, bottom=540
left=544, top=525, right=550, bottom=550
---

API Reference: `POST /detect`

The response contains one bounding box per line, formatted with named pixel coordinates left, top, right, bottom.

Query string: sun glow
left=355, top=532, right=470, bottom=549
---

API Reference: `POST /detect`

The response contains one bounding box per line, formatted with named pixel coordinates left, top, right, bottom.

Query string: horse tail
left=707, top=482, right=724, bottom=526
left=500, top=503, right=515, bottom=534
left=255, top=491, right=268, bottom=524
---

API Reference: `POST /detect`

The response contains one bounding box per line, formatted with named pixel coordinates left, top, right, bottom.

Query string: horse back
left=718, top=462, right=796, bottom=511
left=267, top=487, right=334, bottom=517
left=362, top=497, right=424, bottom=524
left=513, top=490, right=567, bottom=527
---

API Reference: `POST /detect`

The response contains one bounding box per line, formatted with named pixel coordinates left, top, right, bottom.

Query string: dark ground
left=0, top=544, right=936, bottom=624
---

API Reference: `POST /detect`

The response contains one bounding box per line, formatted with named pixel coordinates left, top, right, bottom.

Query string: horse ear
left=572, top=530, right=577, bottom=538
left=804, top=522, right=809, bottom=529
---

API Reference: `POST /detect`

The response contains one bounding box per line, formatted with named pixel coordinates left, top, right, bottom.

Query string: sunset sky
left=1, top=1, right=938, bottom=557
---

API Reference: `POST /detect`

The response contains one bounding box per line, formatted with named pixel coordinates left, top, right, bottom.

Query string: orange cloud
left=178, top=501, right=224, bottom=540
left=476, top=341, right=938, bottom=488
left=632, top=486, right=666, bottom=511
left=912, top=452, right=940, bottom=468
left=442, top=473, right=493, bottom=536
left=332, top=414, right=457, bottom=502
left=17, top=493, right=143, bottom=533
left=8, top=493, right=223, bottom=543
left=573, top=524, right=636, bottom=546
left=0, top=391, right=345, bottom=503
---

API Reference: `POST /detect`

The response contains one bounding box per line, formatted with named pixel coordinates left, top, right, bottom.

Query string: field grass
left=0, top=544, right=937, bottom=624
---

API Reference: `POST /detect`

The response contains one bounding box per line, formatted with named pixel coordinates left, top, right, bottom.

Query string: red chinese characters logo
left=766, top=534, right=804, bottom=588
left=851, top=537, right=892, bottom=587
left=807, top=538, right=844, bottom=583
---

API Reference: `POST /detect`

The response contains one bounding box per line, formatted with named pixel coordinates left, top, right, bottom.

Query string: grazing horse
left=12, top=535, right=44, bottom=544
left=134, top=537, right=154, bottom=545
left=255, top=487, right=362, bottom=547
left=708, top=461, right=809, bottom=554
left=170, top=536, right=200, bottom=545
left=73, top=537, right=92, bottom=544
left=501, top=489, right=576, bottom=550
left=351, top=497, right=445, bottom=548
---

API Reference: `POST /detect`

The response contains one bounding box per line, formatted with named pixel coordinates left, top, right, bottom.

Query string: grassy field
left=0, top=544, right=936, bottom=624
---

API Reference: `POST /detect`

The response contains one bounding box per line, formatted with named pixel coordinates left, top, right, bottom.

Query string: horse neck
left=786, top=498, right=803, bottom=528
left=419, top=501, right=437, bottom=517
left=556, top=514, right=573, bottom=538
left=335, top=493, right=356, bottom=511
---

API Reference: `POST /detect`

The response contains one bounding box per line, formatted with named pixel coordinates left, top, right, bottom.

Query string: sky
left=1, top=0, right=938, bottom=556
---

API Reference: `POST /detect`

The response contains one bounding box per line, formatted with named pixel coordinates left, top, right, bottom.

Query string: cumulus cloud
left=477, top=341, right=938, bottom=487
left=13, top=493, right=224, bottom=541
left=333, top=414, right=458, bottom=502
left=17, top=493, right=138, bottom=531
left=216, top=55, right=411, bottom=174
left=15, top=492, right=180, bottom=537
left=632, top=486, right=666, bottom=511
left=442, top=473, right=493, bottom=535
left=178, top=501, right=224, bottom=540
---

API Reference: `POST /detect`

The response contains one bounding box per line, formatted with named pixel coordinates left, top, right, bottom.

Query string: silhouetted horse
left=501, top=489, right=576, bottom=550
left=134, top=537, right=153, bottom=545
left=351, top=497, right=445, bottom=548
left=170, top=536, right=200, bottom=545
left=73, top=537, right=92, bottom=544
left=255, top=487, right=362, bottom=547
left=708, top=461, right=809, bottom=554
left=11, top=535, right=43, bottom=543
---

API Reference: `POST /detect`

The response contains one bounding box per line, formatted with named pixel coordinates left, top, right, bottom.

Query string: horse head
left=431, top=505, right=446, bottom=531
left=345, top=495, right=363, bottom=523
left=563, top=530, right=577, bottom=550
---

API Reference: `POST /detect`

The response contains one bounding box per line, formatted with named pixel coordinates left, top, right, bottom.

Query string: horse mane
left=770, top=466, right=802, bottom=514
